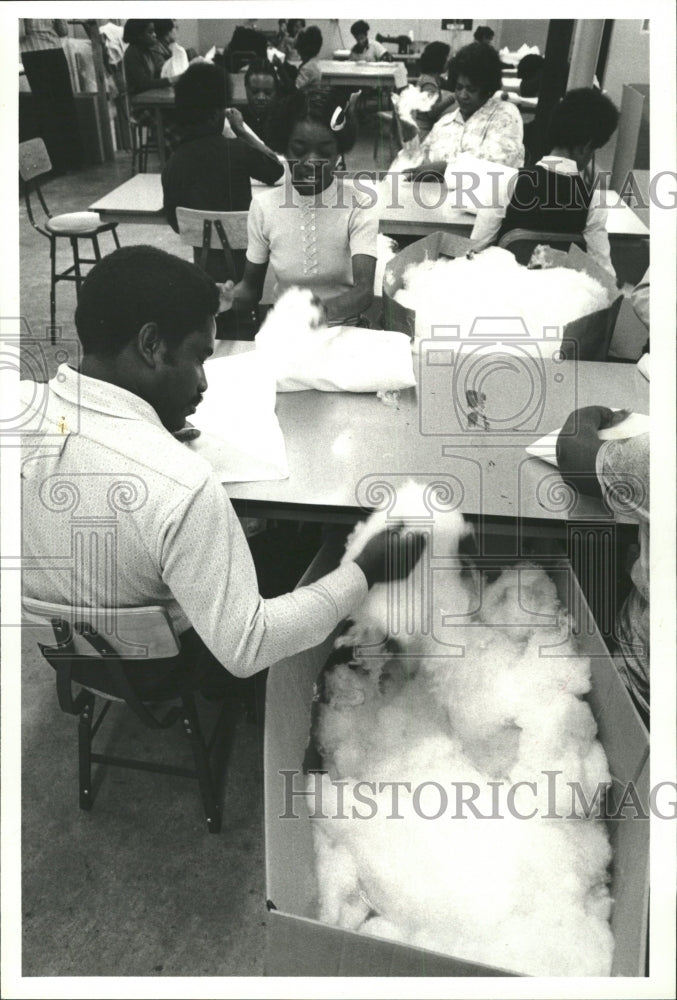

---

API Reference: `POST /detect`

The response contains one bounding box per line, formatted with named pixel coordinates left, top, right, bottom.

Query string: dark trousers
left=21, top=47, right=83, bottom=173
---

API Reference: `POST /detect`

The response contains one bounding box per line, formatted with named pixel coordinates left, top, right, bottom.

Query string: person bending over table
left=395, top=42, right=524, bottom=178
left=162, top=62, right=283, bottom=284
left=471, top=88, right=620, bottom=277
left=222, top=88, right=378, bottom=327
left=20, top=246, right=423, bottom=699
left=349, top=20, right=392, bottom=62
left=557, top=409, right=650, bottom=727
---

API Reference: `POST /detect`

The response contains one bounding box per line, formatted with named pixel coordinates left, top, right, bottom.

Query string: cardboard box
left=264, top=546, right=649, bottom=977
left=382, top=233, right=624, bottom=362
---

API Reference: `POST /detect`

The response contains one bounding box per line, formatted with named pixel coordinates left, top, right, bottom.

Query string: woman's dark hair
left=174, top=63, right=230, bottom=127
left=517, top=54, right=544, bottom=79
left=244, top=58, right=279, bottom=87
left=153, top=19, right=175, bottom=41
left=122, top=20, right=154, bottom=46
left=75, top=246, right=219, bottom=358
left=351, top=20, right=370, bottom=38
left=419, top=41, right=450, bottom=76
left=473, top=25, right=495, bottom=44
left=447, top=42, right=503, bottom=96
left=547, top=87, right=620, bottom=152
left=287, top=19, right=305, bottom=36
left=296, top=25, right=323, bottom=63
left=267, top=87, right=357, bottom=154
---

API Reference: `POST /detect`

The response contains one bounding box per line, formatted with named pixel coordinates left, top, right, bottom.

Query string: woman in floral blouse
left=399, top=42, right=524, bottom=178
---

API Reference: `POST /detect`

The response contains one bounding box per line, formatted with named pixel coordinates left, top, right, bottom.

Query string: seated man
left=21, top=247, right=420, bottom=698
left=348, top=20, right=391, bottom=62
left=557, top=407, right=650, bottom=726
left=162, top=61, right=283, bottom=283
left=471, top=87, right=620, bottom=277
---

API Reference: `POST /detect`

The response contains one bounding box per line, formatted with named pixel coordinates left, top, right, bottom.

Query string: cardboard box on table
left=382, top=232, right=623, bottom=362
left=264, top=546, right=649, bottom=977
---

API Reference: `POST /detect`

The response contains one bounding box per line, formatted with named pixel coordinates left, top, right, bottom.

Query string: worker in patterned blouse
left=398, top=42, right=524, bottom=179
left=221, top=88, right=378, bottom=327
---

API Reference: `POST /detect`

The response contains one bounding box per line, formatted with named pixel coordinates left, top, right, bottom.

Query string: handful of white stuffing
left=393, top=247, right=611, bottom=343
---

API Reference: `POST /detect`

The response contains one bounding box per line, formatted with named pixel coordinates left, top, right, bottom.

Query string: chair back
left=497, top=228, right=586, bottom=267
left=22, top=597, right=180, bottom=661
left=176, top=207, right=249, bottom=278
left=19, top=137, right=52, bottom=183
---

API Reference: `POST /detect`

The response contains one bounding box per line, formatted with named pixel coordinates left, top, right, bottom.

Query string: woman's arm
left=225, top=108, right=284, bottom=178
left=231, top=259, right=269, bottom=308
left=124, top=47, right=171, bottom=95
left=321, top=255, right=376, bottom=326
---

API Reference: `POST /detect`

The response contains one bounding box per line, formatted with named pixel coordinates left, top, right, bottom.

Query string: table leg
left=155, top=107, right=166, bottom=169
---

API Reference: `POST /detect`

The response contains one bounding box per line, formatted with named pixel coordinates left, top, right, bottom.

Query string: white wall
left=596, top=20, right=650, bottom=173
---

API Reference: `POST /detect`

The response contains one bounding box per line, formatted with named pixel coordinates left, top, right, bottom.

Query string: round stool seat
left=46, top=212, right=105, bottom=235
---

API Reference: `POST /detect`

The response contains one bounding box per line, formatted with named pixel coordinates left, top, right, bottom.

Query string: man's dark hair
left=419, top=41, right=451, bottom=76
left=174, top=62, right=230, bottom=127
left=547, top=87, right=620, bottom=152
left=296, top=25, right=323, bottom=63
left=517, top=53, right=545, bottom=79
left=473, top=25, right=495, bottom=44
left=267, top=87, right=357, bottom=154
left=75, top=246, right=219, bottom=357
left=447, top=42, right=502, bottom=96
left=122, top=20, right=154, bottom=46
left=351, top=20, right=370, bottom=38
left=244, top=58, right=279, bottom=87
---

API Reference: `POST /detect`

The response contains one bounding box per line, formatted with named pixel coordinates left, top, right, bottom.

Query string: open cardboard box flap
left=264, top=545, right=649, bottom=978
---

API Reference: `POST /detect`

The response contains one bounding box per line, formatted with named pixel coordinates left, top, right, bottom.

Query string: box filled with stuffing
left=382, top=233, right=623, bottom=361
left=263, top=543, right=649, bottom=978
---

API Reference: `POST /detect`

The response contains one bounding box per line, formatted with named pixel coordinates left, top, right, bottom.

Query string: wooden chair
left=22, top=598, right=230, bottom=833
left=497, top=228, right=586, bottom=267
left=19, top=138, right=121, bottom=339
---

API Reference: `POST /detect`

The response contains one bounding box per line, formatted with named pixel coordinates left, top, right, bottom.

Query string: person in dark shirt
left=122, top=19, right=175, bottom=96
left=241, top=59, right=280, bottom=143
left=161, top=61, right=284, bottom=337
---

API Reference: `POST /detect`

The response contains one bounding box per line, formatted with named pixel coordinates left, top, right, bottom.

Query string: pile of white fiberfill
left=308, top=485, right=615, bottom=977
left=392, top=246, right=611, bottom=343
left=392, top=84, right=438, bottom=125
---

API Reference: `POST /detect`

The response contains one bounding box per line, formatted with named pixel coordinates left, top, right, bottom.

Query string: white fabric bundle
left=160, top=42, right=190, bottom=78
left=188, top=351, right=288, bottom=482
left=443, top=153, right=518, bottom=213
left=393, top=246, right=611, bottom=343
left=255, top=287, right=416, bottom=393
left=392, top=84, right=438, bottom=125
left=310, top=481, right=614, bottom=976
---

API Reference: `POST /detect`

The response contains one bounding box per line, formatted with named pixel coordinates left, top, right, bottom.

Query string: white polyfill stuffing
left=392, top=247, right=611, bottom=343
left=310, top=481, right=614, bottom=976
left=392, top=84, right=438, bottom=125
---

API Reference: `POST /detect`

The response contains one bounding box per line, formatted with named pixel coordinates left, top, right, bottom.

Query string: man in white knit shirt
left=21, top=246, right=420, bottom=696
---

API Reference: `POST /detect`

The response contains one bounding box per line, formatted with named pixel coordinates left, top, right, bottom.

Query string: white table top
left=318, top=60, right=408, bottom=89
left=215, top=342, right=648, bottom=527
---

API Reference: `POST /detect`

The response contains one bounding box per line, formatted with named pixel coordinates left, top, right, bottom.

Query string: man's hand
left=225, top=108, right=245, bottom=135
left=556, top=406, right=617, bottom=499
left=216, top=280, right=236, bottom=313
left=353, top=522, right=427, bottom=588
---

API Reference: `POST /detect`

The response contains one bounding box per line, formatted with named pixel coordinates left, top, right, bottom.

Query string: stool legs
left=78, top=692, right=95, bottom=811
left=49, top=236, right=57, bottom=339
left=181, top=691, right=222, bottom=834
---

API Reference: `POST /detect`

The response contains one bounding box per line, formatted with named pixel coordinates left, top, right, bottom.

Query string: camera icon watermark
left=417, top=318, right=578, bottom=448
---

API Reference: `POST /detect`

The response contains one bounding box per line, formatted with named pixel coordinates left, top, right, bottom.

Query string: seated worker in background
left=162, top=63, right=283, bottom=284
left=398, top=42, right=524, bottom=177
left=222, top=89, right=378, bottom=327
left=295, top=26, right=324, bottom=91
left=241, top=59, right=280, bottom=142
left=349, top=20, right=392, bottom=62
left=413, top=42, right=456, bottom=140
left=557, top=408, right=650, bottom=726
left=473, top=25, right=495, bottom=45
left=123, top=19, right=177, bottom=94
left=151, top=19, right=198, bottom=68
left=278, top=18, right=306, bottom=60
left=223, top=25, right=268, bottom=72
left=20, top=246, right=422, bottom=697
left=471, top=88, right=620, bottom=277
left=516, top=53, right=544, bottom=98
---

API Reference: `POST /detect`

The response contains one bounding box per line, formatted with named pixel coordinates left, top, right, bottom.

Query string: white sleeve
left=245, top=195, right=271, bottom=265
left=159, top=473, right=368, bottom=677
left=584, top=188, right=616, bottom=278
